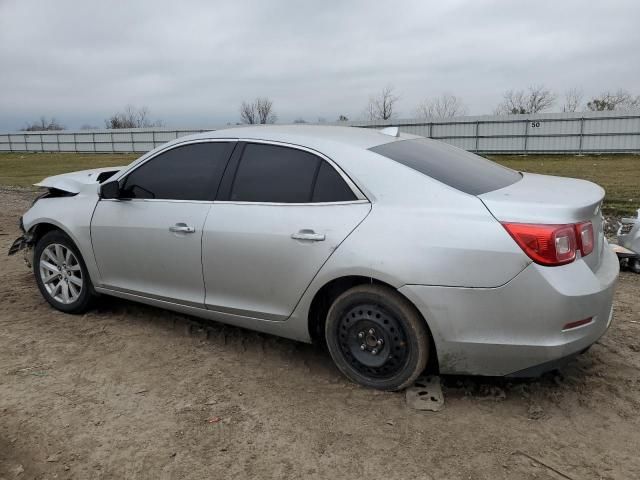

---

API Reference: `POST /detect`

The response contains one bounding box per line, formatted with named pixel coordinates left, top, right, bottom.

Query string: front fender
left=22, top=191, right=101, bottom=286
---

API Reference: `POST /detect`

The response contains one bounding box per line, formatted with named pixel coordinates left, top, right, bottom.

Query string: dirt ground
left=1, top=187, right=639, bottom=480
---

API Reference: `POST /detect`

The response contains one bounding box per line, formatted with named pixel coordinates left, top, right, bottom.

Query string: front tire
left=34, top=230, right=95, bottom=314
left=325, top=284, right=430, bottom=391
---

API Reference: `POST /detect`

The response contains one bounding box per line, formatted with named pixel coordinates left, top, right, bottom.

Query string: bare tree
left=415, top=94, right=468, bottom=119
left=495, top=85, right=556, bottom=114
left=256, top=97, right=276, bottom=124
left=562, top=87, right=583, bottom=112
left=365, top=85, right=399, bottom=120
left=293, top=118, right=307, bottom=124
left=240, top=101, right=258, bottom=124
left=105, top=105, right=163, bottom=129
left=586, top=89, right=640, bottom=111
left=337, top=114, right=349, bottom=122
left=21, top=116, right=65, bottom=131
left=240, top=97, right=277, bottom=124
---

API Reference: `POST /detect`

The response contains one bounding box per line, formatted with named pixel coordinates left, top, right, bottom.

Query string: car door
left=202, top=141, right=371, bottom=320
left=91, top=140, right=235, bottom=306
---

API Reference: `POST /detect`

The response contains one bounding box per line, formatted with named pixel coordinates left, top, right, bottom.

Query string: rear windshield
left=369, top=138, right=521, bottom=195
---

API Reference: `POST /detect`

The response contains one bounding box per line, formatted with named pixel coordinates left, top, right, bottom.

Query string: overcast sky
left=0, top=0, right=639, bottom=130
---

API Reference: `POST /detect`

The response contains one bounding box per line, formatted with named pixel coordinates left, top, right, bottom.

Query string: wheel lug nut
left=371, top=348, right=378, bottom=355
left=377, top=339, right=383, bottom=346
left=357, top=332, right=364, bottom=339
left=360, top=344, right=366, bottom=351
left=368, top=328, right=375, bottom=335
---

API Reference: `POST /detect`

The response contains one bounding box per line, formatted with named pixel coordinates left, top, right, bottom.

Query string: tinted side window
left=312, top=161, right=356, bottom=202
left=369, top=138, right=521, bottom=195
left=230, top=144, right=320, bottom=203
left=121, top=142, right=233, bottom=200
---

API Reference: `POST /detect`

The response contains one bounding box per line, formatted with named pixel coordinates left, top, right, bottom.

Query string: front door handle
left=169, top=223, right=195, bottom=234
left=291, top=229, right=325, bottom=242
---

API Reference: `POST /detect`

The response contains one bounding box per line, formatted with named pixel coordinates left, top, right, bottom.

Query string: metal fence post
left=523, top=119, right=529, bottom=152
left=40, top=133, right=44, bottom=152
left=578, top=117, right=585, bottom=154
left=475, top=121, right=480, bottom=152
left=56, top=133, right=60, bottom=152
left=110, top=131, right=115, bottom=153
left=130, top=130, right=135, bottom=153
left=73, top=133, right=77, bottom=153
left=152, top=130, right=156, bottom=148
left=8, top=134, right=12, bottom=152
left=92, top=132, right=96, bottom=153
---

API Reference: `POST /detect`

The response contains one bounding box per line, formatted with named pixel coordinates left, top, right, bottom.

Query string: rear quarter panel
left=288, top=148, right=531, bottom=339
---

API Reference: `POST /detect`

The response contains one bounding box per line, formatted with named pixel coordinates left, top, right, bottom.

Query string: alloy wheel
left=39, top=243, right=83, bottom=304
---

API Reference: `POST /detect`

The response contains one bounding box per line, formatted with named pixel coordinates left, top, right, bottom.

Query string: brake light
left=576, top=221, right=594, bottom=256
left=501, top=223, right=577, bottom=266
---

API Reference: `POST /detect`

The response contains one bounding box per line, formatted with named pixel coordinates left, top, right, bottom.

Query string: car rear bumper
left=399, top=243, right=619, bottom=376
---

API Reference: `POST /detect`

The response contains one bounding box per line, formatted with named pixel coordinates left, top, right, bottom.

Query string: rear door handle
left=169, top=223, right=195, bottom=234
left=291, top=229, right=325, bottom=242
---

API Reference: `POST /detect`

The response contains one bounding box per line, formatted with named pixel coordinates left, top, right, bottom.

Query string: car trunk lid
left=479, top=172, right=605, bottom=271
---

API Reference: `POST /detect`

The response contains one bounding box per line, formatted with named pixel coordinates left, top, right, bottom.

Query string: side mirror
left=99, top=180, right=121, bottom=199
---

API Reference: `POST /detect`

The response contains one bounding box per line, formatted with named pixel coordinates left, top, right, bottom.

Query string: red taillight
left=501, top=222, right=577, bottom=266
left=576, top=221, right=594, bottom=257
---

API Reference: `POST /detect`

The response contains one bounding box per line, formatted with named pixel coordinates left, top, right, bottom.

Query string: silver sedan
left=9, top=126, right=619, bottom=390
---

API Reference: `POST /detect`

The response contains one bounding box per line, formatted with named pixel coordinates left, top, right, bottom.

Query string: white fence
left=1, top=111, right=640, bottom=155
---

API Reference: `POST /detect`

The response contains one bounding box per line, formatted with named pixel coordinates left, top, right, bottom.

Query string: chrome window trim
left=109, top=136, right=369, bottom=204
left=113, top=138, right=239, bottom=181
left=99, top=198, right=215, bottom=205
left=237, top=138, right=368, bottom=202
left=100, top=198, right=369, bottom=207
left=213, top=199, right=370, bottom=206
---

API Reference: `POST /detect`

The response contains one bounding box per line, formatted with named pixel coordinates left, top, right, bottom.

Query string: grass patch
left=0, top=152, right=638, bottom=216
left=0, top=152, right=137, bottom=187
left=488, top=154, right=640, bottom=216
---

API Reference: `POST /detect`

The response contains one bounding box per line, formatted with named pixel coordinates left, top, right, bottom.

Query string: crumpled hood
left=35, top=166, right=124, bottom=193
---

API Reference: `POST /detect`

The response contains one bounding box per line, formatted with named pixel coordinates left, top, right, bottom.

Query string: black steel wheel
left=325, top=284, right=430, bottom=391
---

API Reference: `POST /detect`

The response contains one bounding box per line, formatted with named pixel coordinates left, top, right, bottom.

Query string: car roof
left=175, top=124, right=422, bottom=151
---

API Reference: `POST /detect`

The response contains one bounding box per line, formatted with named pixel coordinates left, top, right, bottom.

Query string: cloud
left=0, top=0, right=638, bottom=130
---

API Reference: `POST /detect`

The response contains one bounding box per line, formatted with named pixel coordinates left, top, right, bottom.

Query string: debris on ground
left=405, top=375, right=445, bottom=411
left=45, top=452, right=61, bottom=462
left=477, top=385, right=507, bottom=402
left=527, top=403, right=545, bottom=420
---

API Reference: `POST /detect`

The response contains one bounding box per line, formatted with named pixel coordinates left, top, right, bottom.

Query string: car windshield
left=369, top=138, right=521, bottom=195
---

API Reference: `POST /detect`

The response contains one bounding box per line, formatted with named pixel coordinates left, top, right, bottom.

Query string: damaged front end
left=7, top=165, right=124, bottom=264
left=8, top=217, right=34, bottom=267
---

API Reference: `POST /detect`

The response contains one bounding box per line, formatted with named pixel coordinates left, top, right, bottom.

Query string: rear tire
left=325, top=284, right=430, bottom=391
left=33, top=230, right=95, bottom=314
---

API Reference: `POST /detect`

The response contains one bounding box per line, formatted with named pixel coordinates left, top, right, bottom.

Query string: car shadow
left=92, top=295, right=599, bottom=403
